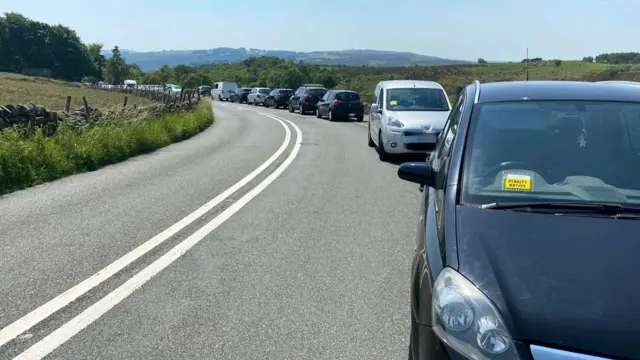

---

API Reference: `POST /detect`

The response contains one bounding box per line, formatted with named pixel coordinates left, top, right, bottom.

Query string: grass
left=0, top=72, right=154, bottom=110
left=0, top=102, right=214, bottom=195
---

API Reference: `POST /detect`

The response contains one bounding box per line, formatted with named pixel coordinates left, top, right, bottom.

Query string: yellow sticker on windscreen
left=502, top=172, right=533, bottom=191
left=390, top=100, right=397, bottom=105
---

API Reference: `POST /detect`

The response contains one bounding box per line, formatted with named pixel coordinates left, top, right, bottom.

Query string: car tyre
left=299, top=104, right=305, bottom=115
left=378, top=131, right=390, bottom=161
left=357, top=115, right=364, bottom=122
left=328, top=110, right=335, bottom=122
left=368, top=122, right=375, bottom=147
left=288, top=104, right=294, bottom=113
left=316, top=109, right=322, bottom=119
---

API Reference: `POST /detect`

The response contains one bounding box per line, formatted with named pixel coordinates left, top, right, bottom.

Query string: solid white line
left=0, top=114, right=291, bottom=348
left=12, top=118, right=303, bottom=360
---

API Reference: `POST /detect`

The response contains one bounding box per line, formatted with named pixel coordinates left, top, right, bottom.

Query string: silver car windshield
left=462, top=100, right=640, bottom=206
left=386, top=88, right=449, bottom=111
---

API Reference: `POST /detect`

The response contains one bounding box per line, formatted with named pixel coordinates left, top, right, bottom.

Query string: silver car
left=247, top=87, right=272, bottom=105
left=368, top=80, right=451, bottom=161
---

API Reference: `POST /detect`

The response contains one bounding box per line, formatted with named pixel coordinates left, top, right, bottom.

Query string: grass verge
left=0, top=102, right=214, bottom=195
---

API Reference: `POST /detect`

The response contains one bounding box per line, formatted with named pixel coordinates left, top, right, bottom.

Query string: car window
left=386, top=88, right=449, bottom=111
left=461, top=100, right=640, bottom=206
left=259, top=88, right=270, bottom=94
left=306, top=88, right=326, bottom=96
left=242, top=88, right=252, bottom=93
left=335, top=92, right=360, bottom=101
left=321, top=92, right=330, bottom=101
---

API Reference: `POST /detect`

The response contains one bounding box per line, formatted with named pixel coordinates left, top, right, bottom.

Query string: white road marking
left=12, top=117, right=302, bottom=360
left=0, top=114, right=292, bottom=349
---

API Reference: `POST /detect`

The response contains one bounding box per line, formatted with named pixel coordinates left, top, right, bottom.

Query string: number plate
left=348, top=113, right=355, bottom=116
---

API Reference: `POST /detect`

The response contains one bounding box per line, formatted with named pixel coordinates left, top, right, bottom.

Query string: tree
left=477, top=58, right=488, bottom=64
left=582, top=56, right=594, bottom=63
left=86, top=43, right=106, bottom=79
left=104, top=46, right=127, bottom=84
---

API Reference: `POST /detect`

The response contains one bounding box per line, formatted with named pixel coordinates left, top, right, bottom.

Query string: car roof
left=380, top=80, right=444, bottom=90
left=330, top=89, right=357, bottom=93
left=477, top=81, right=640, bottom=103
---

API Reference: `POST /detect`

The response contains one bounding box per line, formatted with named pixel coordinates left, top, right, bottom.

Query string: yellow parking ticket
left=502, top=172, right=532, bottom=191
left=390, top=100, right=397, bottom=105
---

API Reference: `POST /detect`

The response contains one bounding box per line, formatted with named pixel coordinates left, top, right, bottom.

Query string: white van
left=368, top=80, right=451, bottom=161
left=212, top=82, right=238, bottom=101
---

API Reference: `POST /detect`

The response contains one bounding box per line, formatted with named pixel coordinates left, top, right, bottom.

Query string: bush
left=0, top=102, right=214, bottom=194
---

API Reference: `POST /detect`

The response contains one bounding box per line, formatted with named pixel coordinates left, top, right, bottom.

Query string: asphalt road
left=0, top=99, right=422, bottom=359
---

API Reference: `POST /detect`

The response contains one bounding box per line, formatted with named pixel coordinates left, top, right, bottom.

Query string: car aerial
left=264, top=88, right=293, bottom=109
left=288, top=84, right=327, bottom=115
left=211, top=81, right=238, bottom=101
left=316, top=90, right=365, bottom=121
left=368, top=80, right=452, bottom=162
left=247, top=87, right=272, bottom=105
left=397, top=80, right=640, bottom=360
left=198, top=85, right=212, bottom=96
left=230, top=87, right=253, bottom=103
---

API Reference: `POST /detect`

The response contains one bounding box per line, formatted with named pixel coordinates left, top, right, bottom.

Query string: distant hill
left=101, top=47, right=472, bottom=71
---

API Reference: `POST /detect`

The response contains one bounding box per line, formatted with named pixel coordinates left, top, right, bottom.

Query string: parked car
left=247, top=87, right=271, bottom=105
left=230, top=88, right=253, bottom=103
left=198, top=85, right=212, bottom=96
left=316, top=90, right=365, bottom=121
left=288, top=84, right=327, bottom=115
left=368, top=80, right=451, bottom=161
left=166, top=84, right=182, bottom=93
left=264, top=88, right=293, bottom=109
left=211, top=82, right=238, bottom=101
left=398, top=80, right=640, bottom=360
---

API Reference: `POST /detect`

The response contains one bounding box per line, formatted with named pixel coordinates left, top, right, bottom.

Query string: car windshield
left=278, top=90, right=292, bottom=94
left=335, top=92, right=360, bottom=101
left=461, top=100, right=640, bottom=206
left=259, top=89, right=270, bottom=94
left=306, top=88, right=326, bottom=96
left=386, top=88, right=449, bottom=111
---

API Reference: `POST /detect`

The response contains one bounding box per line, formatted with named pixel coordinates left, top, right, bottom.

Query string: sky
left=2, top=0, right=639, bottom=61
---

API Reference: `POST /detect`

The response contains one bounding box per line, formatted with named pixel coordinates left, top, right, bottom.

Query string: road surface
left=0, top=100, right=423, bottom=360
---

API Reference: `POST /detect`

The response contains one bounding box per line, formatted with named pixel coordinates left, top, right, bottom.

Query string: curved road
left=0, top=100, right=422, bottom=359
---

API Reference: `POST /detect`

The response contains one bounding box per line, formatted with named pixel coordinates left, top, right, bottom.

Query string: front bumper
left=382, top=129, right=438, bottom=154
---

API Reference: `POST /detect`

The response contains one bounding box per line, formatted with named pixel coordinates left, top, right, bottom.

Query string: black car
left=264, top=88, right=293, bottom=109
left=398, top=80, right=640, bottom=360
left=198, top=85, right=211, bottom=96
left=288, top=84, right=327, bottom=115
left=316, top=90, right=364, bottom=121
left=230, top=88, right=252, bottom=103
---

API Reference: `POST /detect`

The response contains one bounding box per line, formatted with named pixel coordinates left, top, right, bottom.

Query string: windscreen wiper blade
left=479, top=201, right=640, bottom=214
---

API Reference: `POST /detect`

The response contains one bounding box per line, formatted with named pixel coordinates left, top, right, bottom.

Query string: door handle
left=419, top=184, right=424, bottom=192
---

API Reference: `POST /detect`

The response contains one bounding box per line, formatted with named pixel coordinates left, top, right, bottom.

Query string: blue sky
left=4, top=0, right=638, bottom=61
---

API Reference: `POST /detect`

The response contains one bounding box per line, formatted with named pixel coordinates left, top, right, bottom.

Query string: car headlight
left=386, top=117, right=404, bottom=128
left=432, top=268, right=520, bottom=360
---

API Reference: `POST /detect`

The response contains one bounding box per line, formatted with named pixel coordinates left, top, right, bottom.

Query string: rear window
left=306, top=88, right=326, bottom=96
left=242, top=88, right=252, bottom=92
left=335, top=92, right=360, bottom=101
left=279, top=90, right=293, bottom=94
left=259, top=89, right=271, bottom=94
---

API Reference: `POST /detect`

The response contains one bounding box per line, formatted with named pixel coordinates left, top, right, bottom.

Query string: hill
left=101, top=47, right=473, bottom=72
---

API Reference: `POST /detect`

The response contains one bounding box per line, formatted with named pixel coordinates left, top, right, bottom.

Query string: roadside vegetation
left=0, top=102, right=214, bottom=195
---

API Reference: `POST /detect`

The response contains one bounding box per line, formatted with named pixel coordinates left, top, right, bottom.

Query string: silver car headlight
left=386, top=117, right=404, bottom=128
left=432, top=268, right=521, bottom=360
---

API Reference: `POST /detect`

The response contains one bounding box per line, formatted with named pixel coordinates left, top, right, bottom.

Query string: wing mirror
left=370, top=104, right=382, bottom=113
left=397, top=162, right=436, bottom=188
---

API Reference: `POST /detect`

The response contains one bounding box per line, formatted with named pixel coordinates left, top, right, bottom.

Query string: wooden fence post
left=196, top=90, right=200, bottom=101
left=65, top=96, right=71, bottom=112
left=123, top=96, right=128, bottom=107
left=82, top=96, right=90, bottom=117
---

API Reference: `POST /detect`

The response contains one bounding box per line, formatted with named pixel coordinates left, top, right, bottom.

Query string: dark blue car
left=398, top=80, right=640, bottom=360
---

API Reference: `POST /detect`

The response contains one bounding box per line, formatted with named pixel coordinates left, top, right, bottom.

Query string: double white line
left=2, top=112, right=302, bottom=359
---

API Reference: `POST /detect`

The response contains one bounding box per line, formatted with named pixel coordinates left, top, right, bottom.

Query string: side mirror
left=397, top=162, right=435, bottom=187
left=370, top=104, right=381, bottom=113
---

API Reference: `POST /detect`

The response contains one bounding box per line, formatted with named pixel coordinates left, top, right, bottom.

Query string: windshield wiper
left=478, top=201, right=640, bottom=216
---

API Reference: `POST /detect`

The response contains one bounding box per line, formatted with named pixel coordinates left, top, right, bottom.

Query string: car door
left=248, top=88, right=257, bottom=103
left=266, top=89, right=276, bottom=106
left=371, top=86, right=384, bottom=140
left=291, top=88, right=303, bottom=108
left=318, top=91, right=331, bottom=116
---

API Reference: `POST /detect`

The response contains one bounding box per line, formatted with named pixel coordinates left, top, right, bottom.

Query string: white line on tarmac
left=0, top=111, right=291, bottom=348
left=12, top=117, right=303, bottom=360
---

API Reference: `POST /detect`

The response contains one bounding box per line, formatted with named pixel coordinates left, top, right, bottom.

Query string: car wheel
left=368, top=122, right=375, bottom=147
left=378, top=131, right=390, bottom=161
left=328, top=110, right=335, bottom=122
left=357, top=116, right=364, bottom=122
left=299, top=104, right=304, bottom=115
left=316, top=109, right=322, bottom=118
left=218, top=95, right=222, bottom=101
left=288, top=104, right=294, bottom=113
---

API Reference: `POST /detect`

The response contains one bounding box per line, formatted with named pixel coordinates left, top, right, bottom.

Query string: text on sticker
left=502, top=174, right=532, bottom=191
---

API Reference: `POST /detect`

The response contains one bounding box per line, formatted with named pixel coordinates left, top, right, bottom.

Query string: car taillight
left=332, top=100, right=339, bottom=107
left=256, top=94, right=261, bottom=98
left=304, top=93, right=312, bottom=98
